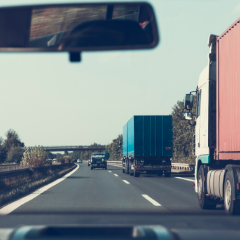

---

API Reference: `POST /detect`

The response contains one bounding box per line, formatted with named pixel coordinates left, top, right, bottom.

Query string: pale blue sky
left=0, top=0, right=239, bottom=147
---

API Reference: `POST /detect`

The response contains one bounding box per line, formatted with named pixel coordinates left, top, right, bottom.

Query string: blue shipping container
left=124, top=116, right=172, bottom=158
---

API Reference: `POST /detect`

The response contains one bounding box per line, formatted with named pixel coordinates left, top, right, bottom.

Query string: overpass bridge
left=27, top=145, right=106, bottom=152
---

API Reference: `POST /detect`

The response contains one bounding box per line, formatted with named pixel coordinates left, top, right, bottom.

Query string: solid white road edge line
left=175, top=177, right=195, bottom=182
left=114, top=174, right=118, bottom=177
left=0, top=164, right=79, bottom=215
left=142, top=194, right=161, bottom=206
left=122, top=180, right=130, bottom=184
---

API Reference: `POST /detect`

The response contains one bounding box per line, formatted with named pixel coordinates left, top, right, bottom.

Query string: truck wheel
left=129, top=166, right=133, bottom=176
left=105, top=166, right=107, bottom=170
left=134, top=170, right=140, bottom=177
left=224, top=171, right=240, bottom=214
left=91, top=167, right=93, bottom=170
left=198, top=165, right=216, bottom=209
left=164, top=172, right=171, bottom=177
left=126, top=163, right=129, bottom=174
left=123, top=169, right=125, bottom=173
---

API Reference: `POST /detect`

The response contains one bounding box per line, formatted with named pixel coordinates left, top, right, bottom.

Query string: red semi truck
left=184, top=18, right=240, bottom=214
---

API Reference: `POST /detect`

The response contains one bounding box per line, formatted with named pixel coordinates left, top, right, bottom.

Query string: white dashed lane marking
left=142, top=194, right=161, bottom=206
left=123, top=180, right=130, bottom=184
left=114, top=174, right=118, bottom=177
left=175, top=177, right=195, bottom=182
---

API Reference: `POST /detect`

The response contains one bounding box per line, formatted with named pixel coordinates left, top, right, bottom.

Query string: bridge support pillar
left=64, top=151, right=68, bottom=155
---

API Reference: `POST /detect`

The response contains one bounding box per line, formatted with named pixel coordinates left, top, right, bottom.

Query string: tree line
left=0, top=129, right=25, bottom=163
left=1, top=96, right=196, bottom=165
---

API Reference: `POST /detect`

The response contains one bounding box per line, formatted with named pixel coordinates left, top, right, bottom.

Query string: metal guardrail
left=27, top=145, right=106, bottom=152
left=0, top=163, right=72, bottom=180
left=171, top=163, right=195, bottom=171
left=108, top=162, right=195, bottom=171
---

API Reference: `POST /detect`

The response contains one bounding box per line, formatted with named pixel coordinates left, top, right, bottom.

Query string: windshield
left=1, top=0, right=240, bottom=225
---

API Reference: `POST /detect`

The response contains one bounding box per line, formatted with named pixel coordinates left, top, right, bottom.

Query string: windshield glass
left=1, top=0, right=240, bottom=223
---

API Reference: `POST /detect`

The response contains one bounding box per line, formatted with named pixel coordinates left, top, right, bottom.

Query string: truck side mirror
left=184, top=94, right=193, bottom=110
left=183, top=112, right=193, bottom=120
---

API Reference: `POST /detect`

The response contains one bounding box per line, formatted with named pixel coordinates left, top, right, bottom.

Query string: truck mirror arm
left=187, top=121, right=196, bottom=127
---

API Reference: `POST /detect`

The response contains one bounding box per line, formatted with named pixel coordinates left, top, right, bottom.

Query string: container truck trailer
left=183, top=18, right=240, bottom=214
left=122, top=115, right=172, bottom=177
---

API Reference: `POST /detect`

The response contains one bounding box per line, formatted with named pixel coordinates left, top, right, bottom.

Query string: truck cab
left=184, top=35, right=217, bottom=192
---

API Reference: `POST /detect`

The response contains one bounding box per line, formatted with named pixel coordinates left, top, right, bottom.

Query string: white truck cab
left=184, top=35, right=217, bottom=193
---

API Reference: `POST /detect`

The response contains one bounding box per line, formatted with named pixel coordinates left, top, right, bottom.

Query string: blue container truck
left=122, top=116, right=172, bottom=177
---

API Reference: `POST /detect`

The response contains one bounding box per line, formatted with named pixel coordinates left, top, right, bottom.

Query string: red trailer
left=216, top=18, right=240, bottom=160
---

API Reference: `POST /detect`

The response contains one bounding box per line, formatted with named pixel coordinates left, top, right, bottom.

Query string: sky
left=0, top=0, right=239, bottom=147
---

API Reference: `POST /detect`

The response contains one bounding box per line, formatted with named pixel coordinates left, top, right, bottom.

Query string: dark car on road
left=91, top=154, right=107, bottom=170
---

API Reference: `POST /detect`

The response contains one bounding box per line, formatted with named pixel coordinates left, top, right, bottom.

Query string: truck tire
left=105, top=166, right=107, bottom=170
left=134, top=170, right=140, bottom=177
left=224, top=171, right=240, bottom=214
left=123, top=169, right=125, bottom=173
left=91, top=167, right=93, bottom=170
left=198, top=165, right=216, bottom=209
left=129, top=166, right=133, bottom=176
left=126, top=162, right=129, bottom=174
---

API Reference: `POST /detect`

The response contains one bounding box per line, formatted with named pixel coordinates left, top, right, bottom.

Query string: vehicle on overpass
left=183, top=18, right=240, bottom=214
left=91, top=153, right=107, bottom=170
left=122, top=116, right=172, bottom=177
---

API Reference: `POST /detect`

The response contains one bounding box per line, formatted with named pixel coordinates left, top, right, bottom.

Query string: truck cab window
left=196, top=89, right=201, bottom=118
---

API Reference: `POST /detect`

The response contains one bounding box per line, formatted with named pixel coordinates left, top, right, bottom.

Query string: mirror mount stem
left=69, top=52, right=81, bottom=62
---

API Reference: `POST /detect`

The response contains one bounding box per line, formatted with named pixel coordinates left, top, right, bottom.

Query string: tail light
left=135, top=165, right=140, bottom=168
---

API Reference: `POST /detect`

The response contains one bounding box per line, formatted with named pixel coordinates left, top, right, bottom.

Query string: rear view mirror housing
left=184, top=94, right=193, bottom=110
left=0, top=2, right=159, bottom=62
left=183, top=112, right=193, bottom=120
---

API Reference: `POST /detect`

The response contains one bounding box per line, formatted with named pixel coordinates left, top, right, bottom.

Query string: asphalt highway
left=7, top=163, right=222, bottom=213
left=0, top=162, right=232, bottom=229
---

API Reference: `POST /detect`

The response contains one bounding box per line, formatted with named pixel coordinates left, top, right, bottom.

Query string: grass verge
left=0, top=164, right=76, bottom=208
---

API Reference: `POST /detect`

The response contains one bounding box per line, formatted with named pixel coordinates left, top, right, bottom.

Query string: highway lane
left=5, top=162, right=224, bottom=215
left=11, top=163, right=168, bottom=214
left=107, top=164, right=199, bottom=212
left=0, top=162, right=231, bottom=229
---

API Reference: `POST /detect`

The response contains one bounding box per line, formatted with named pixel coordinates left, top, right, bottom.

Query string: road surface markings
left=114, top=174, right=118, bottom=177
left=123, top=180, right=130, bottom=184
left=142, top=194, right=161, bottom=206
left=175, top=177, right=195, bottom=182
left=108, top=171, right=112, bottom=172
left=0, top=164, right=79, bottom=215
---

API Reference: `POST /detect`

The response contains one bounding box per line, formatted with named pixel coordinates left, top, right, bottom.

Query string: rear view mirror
left=0, top=2, right=159, bottom=61
left=183, top=112, right=193, bottom=120
left=184, top=94, right=193, bottom=110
